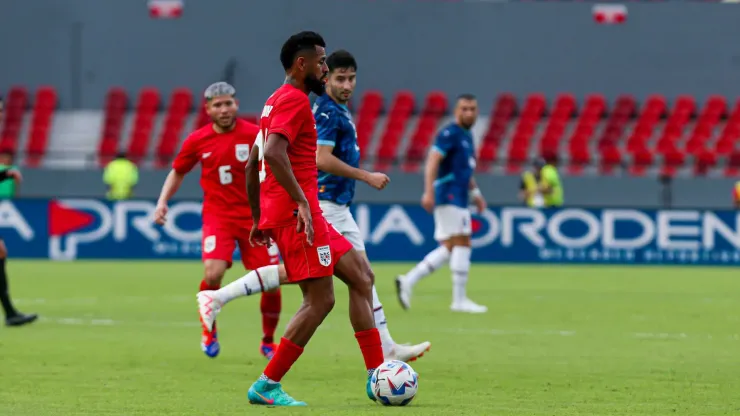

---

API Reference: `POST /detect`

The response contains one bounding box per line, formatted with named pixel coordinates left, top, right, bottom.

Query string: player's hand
left=473, top=194, right=487, bottom=214
left=421, top=191, right=434, bottom=213
left=296, top=201, right=314, bottom=246
left=6, top=169, right=22, bottom=182
left=154, top=203, right=168, bottom=225
left=365, top=172, right=390, bottom=190
left=249, top=223, right=271, bottom=247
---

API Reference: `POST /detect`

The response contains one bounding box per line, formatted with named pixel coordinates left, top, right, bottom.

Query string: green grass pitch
left=1, top=261, right=739, bottom=415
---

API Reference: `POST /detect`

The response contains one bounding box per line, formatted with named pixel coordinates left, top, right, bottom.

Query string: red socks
left=263, top=337, right=304, bottom=382
left=355, top=328, right=384, bottom=371
left=199, top=279, right=220, bottom=291
left=260, top=289, right=282, bottom=344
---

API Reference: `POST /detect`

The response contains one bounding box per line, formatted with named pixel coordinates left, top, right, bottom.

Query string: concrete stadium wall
left=16, top=169, right=736, bottom=209
left=2, top=1, right=740, bottom=111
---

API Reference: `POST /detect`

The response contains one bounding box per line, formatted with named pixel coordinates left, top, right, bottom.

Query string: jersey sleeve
left=172, top=135, right=199, bottom=174
left=432, top=129, right=455, bottom=156
left=269, top=93, right=306, bottom=144
left=315, top=109, right=339, bottom=147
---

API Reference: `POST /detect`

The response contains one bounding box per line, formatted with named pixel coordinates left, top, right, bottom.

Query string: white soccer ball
left=371, top=360, right=419, bottom=406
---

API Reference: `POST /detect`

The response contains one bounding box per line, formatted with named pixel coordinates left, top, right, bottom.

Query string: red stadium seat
left=373, top=91, right=415, bottom=171
left=24, top=86, right=58, bottom=166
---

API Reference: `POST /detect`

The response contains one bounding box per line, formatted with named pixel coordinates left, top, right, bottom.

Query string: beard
left=305, top=74, right=326, bottom=96
left=212, top=116, right=235, bottom=129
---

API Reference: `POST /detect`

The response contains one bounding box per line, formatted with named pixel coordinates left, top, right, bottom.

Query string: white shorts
left=433, top=205, right=472, bottom=241
left=319, top=200, right=365, bottom=251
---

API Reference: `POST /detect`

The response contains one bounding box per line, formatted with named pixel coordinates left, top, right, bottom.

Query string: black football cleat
left=6, top=313, right=38, bottom=327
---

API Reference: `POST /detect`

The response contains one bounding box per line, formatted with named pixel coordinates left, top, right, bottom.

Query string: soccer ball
left=371, top=360, right=419, bottom=406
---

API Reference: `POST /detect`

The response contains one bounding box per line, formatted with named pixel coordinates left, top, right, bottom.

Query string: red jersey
left=172, top=118, right=257, bottom=222
left=257, top=84, right=321, bottom=229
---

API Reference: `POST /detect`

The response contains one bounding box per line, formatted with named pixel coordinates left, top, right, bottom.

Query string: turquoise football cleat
left=367, top=372, right=377, bottom=402
left=247, top=380, right=307, bottom=407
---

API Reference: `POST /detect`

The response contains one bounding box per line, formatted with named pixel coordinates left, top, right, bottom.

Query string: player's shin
left=371, top=285, right=395, bottom=354
left=260, top=289, right=281, bottom=344
left=404, top=245, right=451, bottom=287
left=211, top=265, right=281, bottom=305
left=450, top=246, right=472, bottom=303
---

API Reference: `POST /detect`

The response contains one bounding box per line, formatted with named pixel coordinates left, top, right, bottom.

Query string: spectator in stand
left=103, top=152, right=139, bottom=200
left=734, top=181, right=740, bottom=209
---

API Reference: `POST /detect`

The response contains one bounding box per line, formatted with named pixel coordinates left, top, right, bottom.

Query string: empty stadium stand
left=2, top=86, right=740, bottom=176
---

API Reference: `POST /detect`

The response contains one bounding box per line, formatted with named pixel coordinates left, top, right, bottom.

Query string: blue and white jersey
left=432, top=123, right=475, bottom=208
left=313, top=94, right=361, bottom=206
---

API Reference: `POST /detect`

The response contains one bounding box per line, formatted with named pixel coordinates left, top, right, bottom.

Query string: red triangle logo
left=48, top=201, right=96, bottom=236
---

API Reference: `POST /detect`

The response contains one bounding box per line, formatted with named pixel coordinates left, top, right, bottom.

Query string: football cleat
left=386, top=341, right=431, bottom=363
left=260, top=341, right=278, bottom=360
left=248, top=380, right=307, bottom=406
left=450, top=298, right=487, bottom=314
left=197, top=291, right=223, bottom=358
left=366, top=374, right=376, bottom=402
left=395, top=276, right=412, bottom=310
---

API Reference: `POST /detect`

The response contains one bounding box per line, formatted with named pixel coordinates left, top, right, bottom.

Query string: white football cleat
left=197, top=291, right=222, bottom=331
left=386, top=341, right=431, bottom=363
left=395, top=276, right=412, bottom=310
left=450, top=298, right=488, bottom=314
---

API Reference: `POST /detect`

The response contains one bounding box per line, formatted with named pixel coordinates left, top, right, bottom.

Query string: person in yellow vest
left=0, top=150, right=19, bottom=199
left=734, top=181, right=740, bottom=209
left=103, top=152, right=139, bottom=200
left=520, top=158, right=563, bottom=207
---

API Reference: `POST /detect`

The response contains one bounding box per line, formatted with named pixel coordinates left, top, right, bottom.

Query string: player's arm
left=245, top=144, right=261, bottom=222
left=469, top=177, right=486, bottom=212
left=155, top=137, right=197, bottom=224
left=0, top=168, right=20, bottom=183
left=264, top=134, right=307, bottom=204
left=315, top=111, right=369, bottom=181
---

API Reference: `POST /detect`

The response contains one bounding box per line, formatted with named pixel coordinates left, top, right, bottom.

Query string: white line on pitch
left=36, top=316, right=740, bottom=341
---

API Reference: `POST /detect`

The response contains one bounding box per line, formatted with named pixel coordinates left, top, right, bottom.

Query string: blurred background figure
left=0, top=149, right=19, bottom=199
left=520, top=158, right=563, bottom=208
left=103, top=152, right=139, bottom=200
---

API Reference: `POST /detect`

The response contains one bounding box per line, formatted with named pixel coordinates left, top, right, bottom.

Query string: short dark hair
left=280, top=31, right=326, bottom=71
left=327, top=50, right=357, bottom=73
left=457, top=93, right=477, bottom=102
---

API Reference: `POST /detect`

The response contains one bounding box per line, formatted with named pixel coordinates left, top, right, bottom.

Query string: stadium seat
left=154, top=88, right=193, bottom=167
left=373, top=91, right=415, bottom=171
left=97, top=87, right=129, bottom=166
left=355, top=90, right=384, bottom=161
left=402, top=91, right=448, bottom=172
left=693, top=149, right=716, bottom=175
left=0, top=86, right=29, bottom=154
left=24, top=86, right=58, bottom=167
left=599, top=145, right=623, bottom=174
left=126, top=87, right=161, bottom=164
left=477, top=93, right=517, bottom=172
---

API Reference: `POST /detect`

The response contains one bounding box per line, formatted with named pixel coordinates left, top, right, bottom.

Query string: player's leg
left=395, top=206, right=453, bottom=309
left=247, top=226, right=336, bottom=407
left=239, top=239, right=282, bottom=360
left=446, top=208, right=486, bottom=314
left=0, top=239, right=37, bottom=326
left=328, top=204, right=431, bottom=362
left=329, top=227, right=385, bottom=401
left=198, top=221, right=237, bottom=357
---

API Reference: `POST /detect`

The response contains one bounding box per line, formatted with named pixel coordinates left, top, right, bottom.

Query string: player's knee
left=310, top=290, right=335, bottom=316
left=203, top=262, right=226, bottom=286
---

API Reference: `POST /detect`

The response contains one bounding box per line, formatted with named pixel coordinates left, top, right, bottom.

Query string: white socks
left=371, top=285, right=394, bottom=354
left=211, top=265, right=281, bottom=305
left=405, top=245, right=451, bottom=287
left=450, top=246, right=472, bottom=303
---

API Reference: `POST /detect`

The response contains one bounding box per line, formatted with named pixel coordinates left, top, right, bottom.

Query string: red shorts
left=202, top=217, right=279, bottom=270
left=266, top=215, right=353, bottom=283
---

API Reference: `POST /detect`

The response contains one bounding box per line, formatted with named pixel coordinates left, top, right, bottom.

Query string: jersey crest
left=235, top=144, right=250, bottom=162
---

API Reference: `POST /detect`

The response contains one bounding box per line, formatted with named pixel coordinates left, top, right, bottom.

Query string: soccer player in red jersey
left=228, top=31, right=383, bottom=406
left=154, top=82, right=282, bottom=360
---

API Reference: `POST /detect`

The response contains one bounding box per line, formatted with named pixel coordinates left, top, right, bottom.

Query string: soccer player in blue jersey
left=395, top=94, right=488, bottom=314
left=314, top=50, right=431, bottom=361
